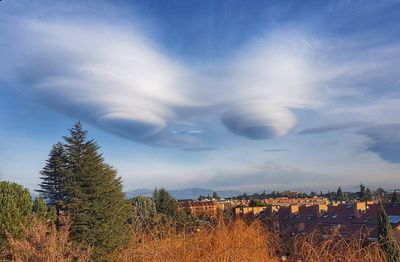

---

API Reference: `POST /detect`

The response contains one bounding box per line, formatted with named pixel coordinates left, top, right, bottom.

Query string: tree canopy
left=0, top=181, right=32, bottom=247
left=38, top=122, right=130, bottom=260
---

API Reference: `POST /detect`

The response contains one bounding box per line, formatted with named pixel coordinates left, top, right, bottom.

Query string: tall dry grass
left=3, top=215, right=389, bottom=262
left=7, top=217, right=91, bottom=262
left=113, top=219, right=280, bottom=262
left=113, top=218, right=388, bottom=262
left=289, top=229, right=386, bottom=262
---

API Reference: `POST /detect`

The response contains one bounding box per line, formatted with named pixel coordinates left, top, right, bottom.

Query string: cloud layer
left=1, top=17, right=323, bottom=149
left=1, top=0, right=400, bottom=169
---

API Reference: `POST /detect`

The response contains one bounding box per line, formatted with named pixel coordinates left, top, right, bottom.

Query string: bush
left=0, top=181, right=32, bottom=249
left=7, top=216, right=92, bottom=262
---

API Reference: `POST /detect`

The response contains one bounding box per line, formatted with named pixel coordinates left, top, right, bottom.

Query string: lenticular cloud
left=2, top=19, right=320, bottom=147
left=9, top=21, right=193, bottom=145
left=221, top=103, right=297, bottom=140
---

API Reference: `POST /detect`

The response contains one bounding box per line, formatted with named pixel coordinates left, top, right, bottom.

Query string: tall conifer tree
left=37, top=142, right=67, bottom=217
left=153, top=188, right=179, bottom=218
left=61, top=122, right=130, bottom=260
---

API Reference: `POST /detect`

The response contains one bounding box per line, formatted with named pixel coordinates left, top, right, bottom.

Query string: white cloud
left=2, top=12, right=400, bottom=154
left=221, top=102, right=297, bottom=139
left=2, top=18, right=326, bottom=146
left=197, top=30, right=325, bottom=140
left=5, top=20, right=197, bottom=145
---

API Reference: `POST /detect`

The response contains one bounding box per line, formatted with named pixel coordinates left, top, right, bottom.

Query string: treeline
left=0, top=123, right=214, bottom=261
left=234, top=184, right=399, bottom=204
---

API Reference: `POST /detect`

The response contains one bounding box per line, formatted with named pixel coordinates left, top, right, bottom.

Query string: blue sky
left=1, top=0, right=400, bottom=192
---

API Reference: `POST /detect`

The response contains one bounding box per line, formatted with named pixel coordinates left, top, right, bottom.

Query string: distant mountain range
left=125, top=188, right=244, bottom=200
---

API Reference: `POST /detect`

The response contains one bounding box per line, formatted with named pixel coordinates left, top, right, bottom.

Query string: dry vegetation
left=6, top=217, right=91, bottom=262
left=112, top=218, right=387, bottom=262
left=290, top=230, right=386, bottom=262
left=4, top=216, right=389, bottom=262
left=113, top=219, right=279, bottom=262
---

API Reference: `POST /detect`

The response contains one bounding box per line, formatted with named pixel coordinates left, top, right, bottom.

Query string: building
left=262, top=197, right=327, bottom=207
left=258, top=202, right=400, bottom=241
left=178, top=201, right=223, bottom=216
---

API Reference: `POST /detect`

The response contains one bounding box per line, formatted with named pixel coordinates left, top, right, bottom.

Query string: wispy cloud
left=263, top=149, right=290, bottom=152
left=297, top=121, right=369, bottom=135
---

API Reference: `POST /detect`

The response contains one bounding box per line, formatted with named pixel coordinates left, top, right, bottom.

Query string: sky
left=1, top=0, right=400, bottom=193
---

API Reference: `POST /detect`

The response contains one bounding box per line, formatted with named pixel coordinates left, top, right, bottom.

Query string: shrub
left=7, top=216, right=92, bottom=262
left=0, top=181, right=32, bottom=249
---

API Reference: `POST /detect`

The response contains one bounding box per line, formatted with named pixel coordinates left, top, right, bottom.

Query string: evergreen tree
left=153, top=188, right=179, bottom=218
left=336, top=187, right=344, bottom=203
left=261, top=190, right=267, bottom=198
left=271, top=191, right=277, bottom=198
left=391, top=190, right=400, bottom=203
left=0, top=181, right=32, bottom=247
left=41, top=122, right=130, bottom=260
left=378, top=202, right=400, bottom=261
left=359, top=183, right=366, bottom=201
left=32, top=197, right=47, bottom=219
left=212, top=191, right=220, bottom=200
left=37, top=142, right=68, bottom=217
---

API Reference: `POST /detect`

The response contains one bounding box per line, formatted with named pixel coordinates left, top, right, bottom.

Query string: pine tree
left=32, top=197, right=47, bottom=219
left=0, top=181, right=32, bottom=247
left=37, top=142, right=68, bottom=216
left=359, top=183, right=366, bottom=201
left=336, top=187, right=344, bottom=203
left=40, top=122, right=130, bottom=260
left=153, top=188, right=179, bottom=218
left=212, top=191, right=220, bottom=200
left=378, top=202, right=400, bottom=261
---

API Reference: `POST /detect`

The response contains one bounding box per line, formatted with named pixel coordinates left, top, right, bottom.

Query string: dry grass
left=7, top=217, right=91, bottom=262
left=113, top=219, right=279, bottom=262
left=289, top=229, right=386, bottom=262
left=2, top=216, right=389, bottom=262
left=113, top=218, right=388, bottom=262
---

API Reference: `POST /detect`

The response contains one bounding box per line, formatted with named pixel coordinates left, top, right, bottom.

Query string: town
left=178, top=187, right=400, bottom=242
